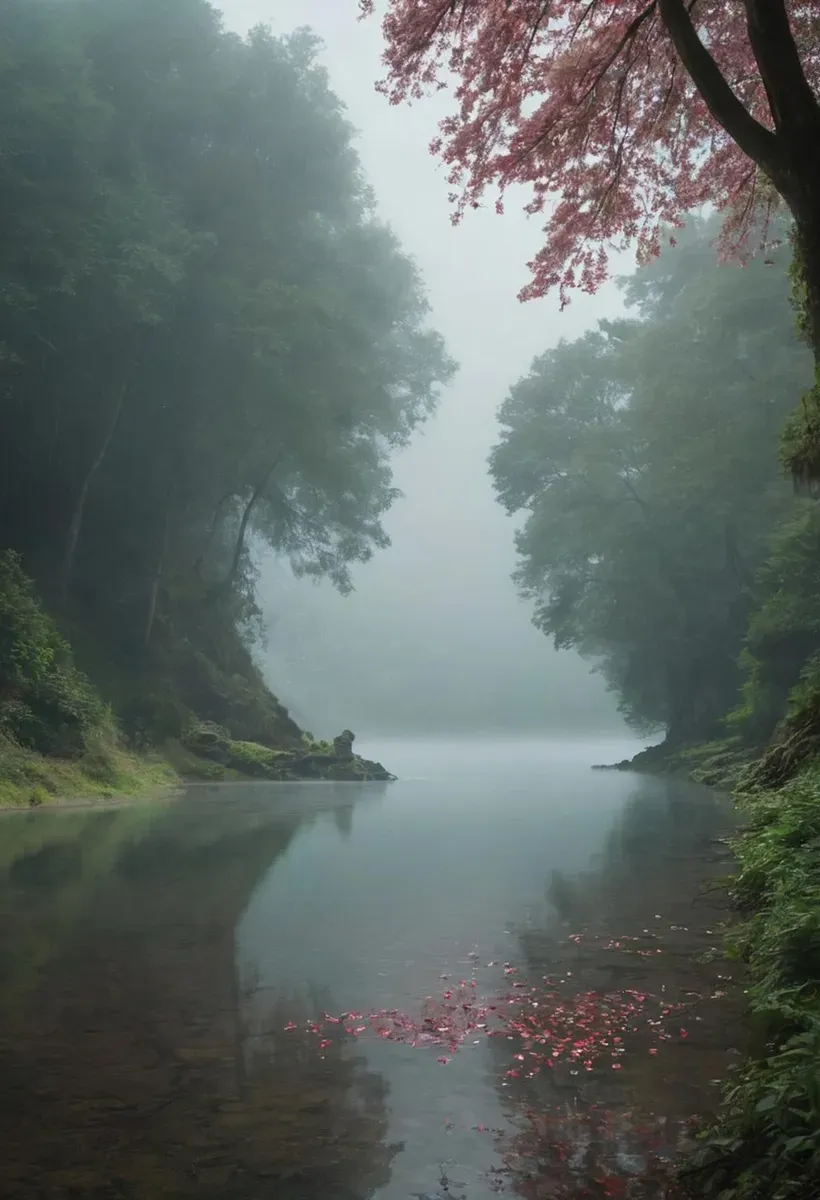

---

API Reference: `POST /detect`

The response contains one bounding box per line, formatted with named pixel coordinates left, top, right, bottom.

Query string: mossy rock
left=181, top=720, right=232, bottom=764
left=292, top=752, right=337, bottom=779
left=178, top=723, right=397, bottom=785
left=225, top=740, right=294, bottom=779
left=323, top=756, right=396, bottom=782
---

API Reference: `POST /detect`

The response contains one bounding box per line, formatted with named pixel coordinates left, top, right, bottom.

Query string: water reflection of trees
left=236, top=989, right=399, bottom=1198
left=0, top=801, right=172, bottom=1019
left=485, top=779, right=736, bottom=1200
left=0, top=784, right=396, bottom=1198
left=545, top=777, right=732, bottom=929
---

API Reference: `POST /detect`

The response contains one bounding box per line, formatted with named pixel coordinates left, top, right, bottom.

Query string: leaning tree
left=360, top=0, right=820, bottom=473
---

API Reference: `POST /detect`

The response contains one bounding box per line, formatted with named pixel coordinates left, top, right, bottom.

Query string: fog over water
left=221, top=0, right=632, bottom=738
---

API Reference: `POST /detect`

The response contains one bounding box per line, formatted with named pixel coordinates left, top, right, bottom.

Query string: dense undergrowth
left=0, top=549, right=390, bottom=806
left=684, top=763, right=820, bottom=1200
left=618, top=643, right=820, bottom=1198
left=0, top=550, right=175, bottom=805
left=0, top=0, right=449, bottom=804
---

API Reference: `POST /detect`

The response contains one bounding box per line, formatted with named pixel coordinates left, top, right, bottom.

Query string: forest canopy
left=491, top=218, right=814, bottom=745
left=0, top=0, right=455, bottom=660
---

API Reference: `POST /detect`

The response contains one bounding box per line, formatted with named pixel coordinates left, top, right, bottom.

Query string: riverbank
left=598, top=736, right=760, bottom=790
left=602, top=732, right=820, bottom=1196
left=613, top=734, right=820, bottom=1198
left=0, top=551, right=394, bottom=809
left=678, top=759, right=820, bottom=1199
left=0, top=733, right=178, bottom=808
left=0, top=731, right=395, bottom=809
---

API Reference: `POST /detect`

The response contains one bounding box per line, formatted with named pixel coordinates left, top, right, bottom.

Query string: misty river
left=0, top=738, right=742, bottom=1200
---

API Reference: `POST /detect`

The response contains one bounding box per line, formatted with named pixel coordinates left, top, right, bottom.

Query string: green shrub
left=729, top=507, right=820, bottom=746
left=226, top=739, right=288, bottom=778
left=0, top=550, right=109, bottom=758
left=688, top=766, right=820, bottom=1198
left=301, top=733, right=333, bottom=755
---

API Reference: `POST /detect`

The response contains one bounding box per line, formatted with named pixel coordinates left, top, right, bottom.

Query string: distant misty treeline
left=492, top=218, right=817, bottom=747
left=0, top=0, right=453, bottom=656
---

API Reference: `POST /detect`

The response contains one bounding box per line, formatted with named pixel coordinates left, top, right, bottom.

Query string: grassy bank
left=0, top=550, right=391, bottom=808
left=610, top=737, right=760, bottom=789
left=683, top=763, right=820, bottom=1199
left=615, top=727, right=820, bottom=1196
left=0, top=732, right=178, bottom=808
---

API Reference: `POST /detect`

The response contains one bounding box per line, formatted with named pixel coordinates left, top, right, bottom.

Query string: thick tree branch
left=580, top=3, right=657, bottom=104
left=217, top=451, right=283, bottom=596
left=744, top=0, right=820, bottom=137
left=658, top=0, right=782, bottom=172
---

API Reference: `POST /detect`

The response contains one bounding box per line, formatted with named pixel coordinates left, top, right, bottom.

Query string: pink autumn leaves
left=360, top=0, right=820, bottom=306
left=280, top=962, right=688, bottom=1077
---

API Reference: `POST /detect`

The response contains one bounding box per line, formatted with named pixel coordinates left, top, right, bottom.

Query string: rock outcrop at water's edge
left=592, top=737, right=758, bottom=791
left=180, top=723, right=396, bottom=784
left=0, top=552, right=395, bottom=806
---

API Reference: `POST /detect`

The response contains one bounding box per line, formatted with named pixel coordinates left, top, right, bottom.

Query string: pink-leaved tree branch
left=359, top=0, right=820, bottom=345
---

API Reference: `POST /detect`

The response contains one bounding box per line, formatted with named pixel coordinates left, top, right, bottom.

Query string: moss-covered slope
left=0, top=551, right=393, bottom=806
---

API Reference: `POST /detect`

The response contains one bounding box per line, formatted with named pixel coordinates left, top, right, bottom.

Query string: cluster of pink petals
left=280, top=966, right=689, bottom=1075
left=360, top=0, right=819, bottom=304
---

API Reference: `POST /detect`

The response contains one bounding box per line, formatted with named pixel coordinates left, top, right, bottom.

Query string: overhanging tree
left=0, top=0, right=455, bottom=670
left=361, top=0, right=820, bottom=469
left=490, top=220, right=812, bottom=741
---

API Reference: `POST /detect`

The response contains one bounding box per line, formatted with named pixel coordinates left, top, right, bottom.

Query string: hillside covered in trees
left=491, top=218, right=816, bottom=766
left=0, top=0, right=454, bottom=801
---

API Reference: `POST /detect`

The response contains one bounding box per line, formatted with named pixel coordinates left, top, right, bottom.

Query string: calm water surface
left=0, top=737, right=740, bottom=1199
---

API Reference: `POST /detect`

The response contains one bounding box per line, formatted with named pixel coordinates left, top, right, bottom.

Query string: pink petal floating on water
left=436, top=1056, right=450, bottom=1065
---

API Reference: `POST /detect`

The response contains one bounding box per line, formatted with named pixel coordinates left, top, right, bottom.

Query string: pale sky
left=218, top=0, right=632, bottom=736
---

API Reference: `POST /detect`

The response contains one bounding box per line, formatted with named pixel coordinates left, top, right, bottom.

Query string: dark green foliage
left=491, top=218, right=812, bottom=744
left=0, top=551, right=107, bottom=757
left=723, top=249, right=820, bottom=773
left=0, top=0, right=453, bottom=769
left=729, top=505, right=820, bottom=774
left=781, top=377, right=820, bottom=490
left=781, top=240, right=820, bottom=489
left=686, top=767, right=820, bottom=1199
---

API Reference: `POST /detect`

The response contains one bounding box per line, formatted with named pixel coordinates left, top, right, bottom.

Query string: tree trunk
left=59, top=357, right=134, bottom=600
left=658, top=0, right=781, bottom=172
left=792, top=198, right=820, bottom=354
left=143, top=489, right=173, bottom=651
left=665, top=660, right=700, bottom=747
left=725, top=521, right=751, bottom=590
left=194, top=490, right=237, bottom=578
left=207, top=490, right=236, bottom=544
left=777, top=178, right=820, bottom=487
left=217, top=453, right=282, bottom=596
left=659, top=0, right=820, bottom=345
left=48, top=394, right=63, bottom=470
left=222, top=479, right=268, bottom=595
